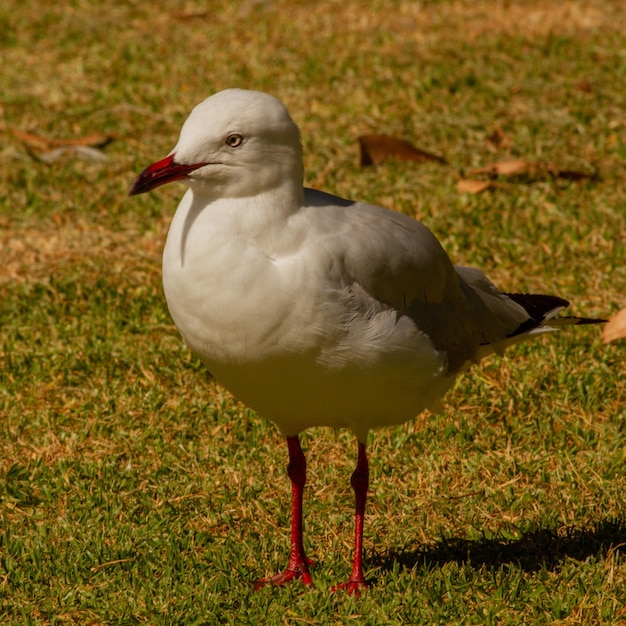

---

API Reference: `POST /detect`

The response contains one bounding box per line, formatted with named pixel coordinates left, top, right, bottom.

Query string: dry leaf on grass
left=468, top=159, right=596, bottom=181
left=37, top=146, right=109, bottom=164
left=12, top=130, right=115, bottom=150
left=547, top=165, right=597, bottom=181
left=602, top=307, right=626, bottom=343
left=13, top=129, right=115, bottom=164
left=456, top=179, right=492, bottom=194
left=457, top=158, right=596, bottom=194
left=470, top=159, right=529, bottom=177
left=358, top=134, right=446, bottom=167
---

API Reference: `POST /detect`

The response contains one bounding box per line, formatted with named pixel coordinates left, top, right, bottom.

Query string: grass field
left=1, top=1, right=625, bottom=623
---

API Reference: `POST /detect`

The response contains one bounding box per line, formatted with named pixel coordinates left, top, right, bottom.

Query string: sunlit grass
left=1, top=0, right=625, bottom=623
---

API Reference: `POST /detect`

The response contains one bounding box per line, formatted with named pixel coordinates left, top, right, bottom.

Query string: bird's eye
left=225, top=133, right=244, bottom=148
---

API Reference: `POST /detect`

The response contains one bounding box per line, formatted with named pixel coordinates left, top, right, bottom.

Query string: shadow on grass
left=369, top=519, right=626, bottom=573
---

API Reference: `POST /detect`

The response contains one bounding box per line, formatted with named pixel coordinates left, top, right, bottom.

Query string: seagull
left=129, top=88, right=602, bottom=595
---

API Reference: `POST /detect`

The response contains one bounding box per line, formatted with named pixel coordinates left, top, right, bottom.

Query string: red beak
left=129, top=154, right=210, bottom=196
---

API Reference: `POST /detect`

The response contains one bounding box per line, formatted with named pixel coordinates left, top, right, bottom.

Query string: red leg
left=332, top=441, right=369, bottom=596
left=254, top=435, right=315, bottom=589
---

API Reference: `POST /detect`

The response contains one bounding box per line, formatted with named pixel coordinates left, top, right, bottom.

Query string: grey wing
left=322, top=197, right=536, bottom=372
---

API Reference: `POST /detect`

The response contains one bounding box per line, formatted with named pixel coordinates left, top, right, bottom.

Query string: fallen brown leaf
left=358, top=134, right=446, bottom=167
left=456, top=179, right=492, bottom=194
left=12, top=129, right=115, bottom=151
left=37, top=146, right=109, bottom=164
left=469, top=159, right=530, bottom=177
left=468, top=159, right=596, bottom=182
left=545, top=164, right=598, bottom=182
left=602, top=307, right=626, bottom=343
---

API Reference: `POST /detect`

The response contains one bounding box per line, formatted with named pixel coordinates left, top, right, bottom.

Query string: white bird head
left=130, top=89, right=304, bottom=200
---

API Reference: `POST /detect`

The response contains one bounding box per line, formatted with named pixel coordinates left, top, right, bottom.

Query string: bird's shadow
left=368, top=519, right=626, bottom=575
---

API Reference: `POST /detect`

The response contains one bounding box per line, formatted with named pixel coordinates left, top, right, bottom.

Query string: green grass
left=1, top=0, right=625, bottom=623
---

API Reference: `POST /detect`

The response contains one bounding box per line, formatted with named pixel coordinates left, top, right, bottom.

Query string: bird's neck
left=180, top=180, right=305, bottom=250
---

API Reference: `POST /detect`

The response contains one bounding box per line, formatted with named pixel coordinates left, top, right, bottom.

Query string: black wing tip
left=562, top=316, right=608, bottom=325
left=504, top=292, right=605, bottom=337
left=504, top=292, right=570, bottom=312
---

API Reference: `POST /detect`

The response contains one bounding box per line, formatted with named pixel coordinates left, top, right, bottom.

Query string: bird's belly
left=207, top=353, right=456, bottom=442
